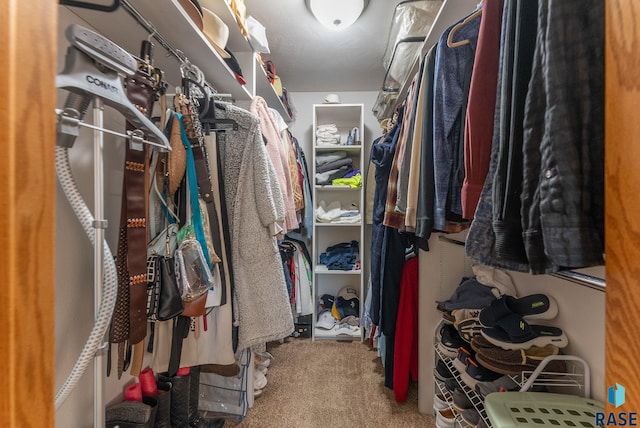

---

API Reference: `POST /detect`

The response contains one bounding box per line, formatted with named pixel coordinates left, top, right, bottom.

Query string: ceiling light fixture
left=308, top=0, right=367, bottom=31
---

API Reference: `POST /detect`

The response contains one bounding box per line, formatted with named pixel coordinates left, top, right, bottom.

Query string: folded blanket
left=316, top=151, right=347, bottom=166
left=316, top=165, right=351, bottom=184
left=316, top=157, right=353, bottom=173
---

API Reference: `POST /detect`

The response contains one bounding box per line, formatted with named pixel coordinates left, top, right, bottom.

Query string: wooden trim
left=0, top=0, right=57, bottom=426
left=606, top=0, right=640, bottom=412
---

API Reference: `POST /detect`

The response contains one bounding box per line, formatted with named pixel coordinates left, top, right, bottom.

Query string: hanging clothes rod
left=438, top=235, right=466, bottom=247
left=436, top=234, right=606, bottom=292
left=120, top=0, right=187, bottom=65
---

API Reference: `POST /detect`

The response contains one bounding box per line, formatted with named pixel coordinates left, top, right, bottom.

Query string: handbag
left=147, top=255, right=184, bottom=321
left=174, top=239, right=213, bottom=317
left=147, top=225, right=184, bottom=321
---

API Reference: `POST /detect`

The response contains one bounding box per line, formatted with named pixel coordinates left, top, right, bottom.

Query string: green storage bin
left=485, top=392, right=604, bottom=428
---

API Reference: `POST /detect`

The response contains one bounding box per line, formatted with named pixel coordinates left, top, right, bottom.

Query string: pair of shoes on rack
left=436, top=408, right=456, bottom=428
left=479, top=294, right=567, bottom=350
left=471, top=334, right=566, bottom=376
left=448, top=343, right=502, bottom=390
left=434, top=359, right=454, bottom=382
left=438, top=323, right=468, bottom=358
left=433, top=393, right=451, bottom=412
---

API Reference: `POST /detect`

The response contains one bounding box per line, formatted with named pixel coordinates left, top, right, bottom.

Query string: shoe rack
left=433, top=322, right=593, bottom=428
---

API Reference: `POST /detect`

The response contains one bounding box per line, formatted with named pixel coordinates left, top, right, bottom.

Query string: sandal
left=481, top=313, right=568, bottom=350
left=479, top=294, right=558, bottom=327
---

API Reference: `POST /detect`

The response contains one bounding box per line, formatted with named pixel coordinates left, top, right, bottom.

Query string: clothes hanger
left=199, top=100, right=238, bottom=135
left=56, top=24, right=170, bottom=150
left=447, top=8, right=482, bottom=48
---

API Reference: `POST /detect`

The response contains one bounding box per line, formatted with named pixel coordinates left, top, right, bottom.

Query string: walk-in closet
left=1, top=0, right=638, bottom=427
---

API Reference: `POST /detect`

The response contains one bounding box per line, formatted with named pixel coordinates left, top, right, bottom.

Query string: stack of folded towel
left=316, top=124, right=341, bottom=146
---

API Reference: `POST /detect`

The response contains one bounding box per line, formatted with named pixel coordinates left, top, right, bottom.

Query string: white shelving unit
left=66, top=0, right=292, bottom=121
left=311, top=103, right=365, bottom=341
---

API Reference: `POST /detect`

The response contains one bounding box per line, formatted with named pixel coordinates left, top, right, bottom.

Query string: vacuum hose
left=54, top=146, right=118, bottom=409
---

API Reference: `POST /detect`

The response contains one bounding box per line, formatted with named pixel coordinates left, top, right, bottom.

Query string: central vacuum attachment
left=56, top=24, right=170, bottom=150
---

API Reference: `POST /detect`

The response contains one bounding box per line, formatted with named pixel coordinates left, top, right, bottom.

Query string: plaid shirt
left=383, top=78, right=417, bottom=229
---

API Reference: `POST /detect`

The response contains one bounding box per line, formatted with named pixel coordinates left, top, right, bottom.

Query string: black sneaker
left=434, top=359, right=453, bottom=382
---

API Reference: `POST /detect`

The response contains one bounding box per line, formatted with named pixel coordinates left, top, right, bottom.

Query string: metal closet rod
left=436, top=234, right=606, bottom=292
left=119, top=0, right=188, bottom=64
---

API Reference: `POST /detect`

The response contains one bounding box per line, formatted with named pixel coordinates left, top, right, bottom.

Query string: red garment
left=461, top=0, right=505, bottom=219
left=392, top=256, right=419, bottom=402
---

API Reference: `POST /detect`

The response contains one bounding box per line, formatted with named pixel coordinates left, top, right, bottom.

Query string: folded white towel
left=317, top=124, right=338, bottom=133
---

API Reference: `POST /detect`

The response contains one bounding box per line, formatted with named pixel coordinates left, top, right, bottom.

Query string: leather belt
left=109, top=67, right=157, bottom=378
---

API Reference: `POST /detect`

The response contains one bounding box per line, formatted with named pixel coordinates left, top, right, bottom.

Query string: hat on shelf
left=223, top=49, right=246, bottom=85
left=332, top=286, right=359, bottom=320
left=323, top=93, right=341, bottom=104
left=177, top=0, right=204, bottom=31
left=201, top=7, right=232, bottom=59
left=247, top=15, right=270, bottom=53
left=320, top=293, right=335, bottom=310
left=316, top=309, right=337, bottom=330
left=272, top=75, right=283, bottom=97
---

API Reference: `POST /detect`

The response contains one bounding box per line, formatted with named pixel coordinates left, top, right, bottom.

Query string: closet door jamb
left=605, top=0, right=640, bottom=412
left=0, top=0, right=57, bottom=426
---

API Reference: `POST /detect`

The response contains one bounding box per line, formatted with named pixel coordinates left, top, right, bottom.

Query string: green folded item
left=332, top=173, right=362, bottom=188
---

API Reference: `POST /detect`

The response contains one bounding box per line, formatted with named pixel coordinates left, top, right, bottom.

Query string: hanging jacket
left=521, top=0, right=605, bottom=272
left=250, top=96, right=298, bottom=232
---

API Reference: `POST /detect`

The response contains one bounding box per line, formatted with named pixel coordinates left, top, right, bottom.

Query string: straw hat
left=201, top=8, right=232, bottom=59
left=177, top=0, right=204, bottom=31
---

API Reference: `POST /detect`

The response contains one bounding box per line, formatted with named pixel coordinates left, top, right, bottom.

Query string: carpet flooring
left=230, top=338, right=436, bottom=428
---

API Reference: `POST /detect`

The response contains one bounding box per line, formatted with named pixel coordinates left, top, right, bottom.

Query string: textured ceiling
left=244, top=0, right=406, bottom=92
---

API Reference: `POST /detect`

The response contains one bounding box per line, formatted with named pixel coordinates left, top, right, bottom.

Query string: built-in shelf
left=315, top=185, right=360, bottom=190
left=315, top=265, right=361, bottom=274
left=314, top=145, right=362, bottom=152
left=315, top=223, right=362, bottom=227
left=66, top=0, right=292, bottom=121
left=314, top=326, right=362, bottom=339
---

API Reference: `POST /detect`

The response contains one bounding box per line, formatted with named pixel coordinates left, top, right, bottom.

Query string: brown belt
left=109, top=67, right=157, bottom=378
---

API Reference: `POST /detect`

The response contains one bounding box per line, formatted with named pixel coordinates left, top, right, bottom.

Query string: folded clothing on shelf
left=332, top=172, right=362, bottom=188
left=316, top=150, right=347, bottom=166
left=315, top=200, right=361, bottom=224
left=316, top=165, right=352, bottom=184
left=319, top=240, right=359, bottom=271
left=316, top=157, right=353, bottom=173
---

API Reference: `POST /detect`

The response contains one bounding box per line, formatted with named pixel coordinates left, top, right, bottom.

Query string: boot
left=106, top=396, right=158, bottom=428
left=153, top=381, right=172, bottom=428
left=188, top=366, right=201, bottom=426
left=158, top=372, right=190, bottom=428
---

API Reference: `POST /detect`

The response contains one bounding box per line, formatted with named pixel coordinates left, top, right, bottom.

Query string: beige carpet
left=230, top=339, right=436, bottom=428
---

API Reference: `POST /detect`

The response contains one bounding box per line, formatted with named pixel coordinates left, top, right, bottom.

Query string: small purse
left=174, top=239, right=214, bottom=317
left=147, top=226, right=184, bottom=321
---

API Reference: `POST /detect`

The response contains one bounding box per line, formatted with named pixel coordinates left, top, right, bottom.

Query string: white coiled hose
left=54, top=146, right=118, bottom=409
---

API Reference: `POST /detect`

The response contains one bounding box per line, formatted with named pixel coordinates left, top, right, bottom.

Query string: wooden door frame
left=605, top=0, right=640, bottom=412
left=0, top=0, right=57, bottom=426
left=0, top=0, right=638, bottom=424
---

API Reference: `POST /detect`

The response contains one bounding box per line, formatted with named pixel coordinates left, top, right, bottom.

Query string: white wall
left=56, top=7, right=162, bottom=427
left=417, top=230, right=606, bottom=414
left=287, top=91, right=382, bottom=285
